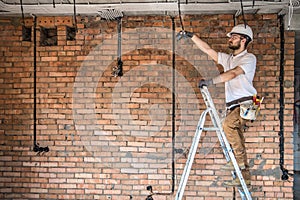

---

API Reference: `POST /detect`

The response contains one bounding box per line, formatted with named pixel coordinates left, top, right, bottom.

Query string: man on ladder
left=178, top=24, right=257, bottom=187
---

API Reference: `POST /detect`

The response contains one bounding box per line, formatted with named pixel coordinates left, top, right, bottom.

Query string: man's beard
left=228, top=41, right=241, bottom=50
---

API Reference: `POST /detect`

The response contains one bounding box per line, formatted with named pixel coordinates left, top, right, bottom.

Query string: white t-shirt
left=218, top=50, right=257, bottom=103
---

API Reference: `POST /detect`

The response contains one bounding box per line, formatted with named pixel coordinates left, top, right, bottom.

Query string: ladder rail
left=175, top=108, right=210, bottom=200
left=201, top=88, right=231, bottom=161
left=175, top=86, right=252, bottom=200
left=203, top=91, right=249, bottom=199
left=201, top=87, right=252, bottom=200
left=208, top=109, right=248, bottom=200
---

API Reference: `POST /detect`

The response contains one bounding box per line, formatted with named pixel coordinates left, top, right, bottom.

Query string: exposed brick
left=0, top=13, right=295, bottom=200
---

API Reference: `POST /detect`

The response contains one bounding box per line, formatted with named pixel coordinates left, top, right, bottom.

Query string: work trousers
left=223, top=106, right=251, bottom=181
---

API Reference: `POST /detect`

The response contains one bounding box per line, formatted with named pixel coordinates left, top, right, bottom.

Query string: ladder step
left=203, top=127, right=219, bottom=131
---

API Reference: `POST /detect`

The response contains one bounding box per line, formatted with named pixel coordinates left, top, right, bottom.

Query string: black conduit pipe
left=73, top=0, right=78, bottom=32
left=171, top=16, right=176, bottom=194
left=33, top=15, right=37, bottom=151
left=32, top=15, right=49, bottom=153
left=145, top=17, right=176, bottom=199
left=279, top=15, right=289, bottom=180
left=20, top=0, right=25, bottom=25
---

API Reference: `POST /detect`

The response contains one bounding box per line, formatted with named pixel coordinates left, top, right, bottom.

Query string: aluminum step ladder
left=175, top=86, right=252, bottom=200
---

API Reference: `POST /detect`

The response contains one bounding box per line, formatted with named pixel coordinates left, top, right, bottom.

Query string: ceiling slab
left=0, top=0, right=292, bottom=15
left=0, top=0, right=299, bottom=30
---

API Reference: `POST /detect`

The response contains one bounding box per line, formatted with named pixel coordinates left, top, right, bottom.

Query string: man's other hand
left=198, top=79, right=213, bottom=88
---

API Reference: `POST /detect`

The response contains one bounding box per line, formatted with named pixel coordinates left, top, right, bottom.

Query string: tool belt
left=226, top=96, right=253, bottom=107
left=227, top=104, right=240, bottom=111
left=226, top=96, right=264, bottom=121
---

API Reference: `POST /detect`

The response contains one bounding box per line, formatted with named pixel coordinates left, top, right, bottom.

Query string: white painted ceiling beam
left=0, top=1, right=288, bottom=16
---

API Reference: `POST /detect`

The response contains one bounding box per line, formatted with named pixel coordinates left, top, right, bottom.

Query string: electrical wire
left=33, top=14, right=37, bottom=150
left=32, top=15, right=49, bottom=154
left=73, top=0, right=78, bottom=32
left=171, top=16, right=176, bottom=194
left=287, top=0, right=294, bottom=30
left=117, top=18, right=122, bottom=63
left=177, top=0, right=185, bottom=30
left=279, top=15, right=290, bottom=181
left=20, top=0, right=25, bottom=25
left=239, top=0, right=247, bottom=28
left=146, top=17, right=177, bottom=198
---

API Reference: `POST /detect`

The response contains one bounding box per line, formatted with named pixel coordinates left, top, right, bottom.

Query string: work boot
left=223, top=178, right=251, bottom=187
left=221, top=161, right=246, bottom=171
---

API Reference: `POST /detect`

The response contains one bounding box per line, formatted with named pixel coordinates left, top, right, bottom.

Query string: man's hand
left=176, top=30, right=194, bottom=41
left=198, top=79, right=213, bottom=88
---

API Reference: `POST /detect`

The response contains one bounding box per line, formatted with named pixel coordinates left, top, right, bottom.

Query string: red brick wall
left=0, top=14, right=294, bottom=199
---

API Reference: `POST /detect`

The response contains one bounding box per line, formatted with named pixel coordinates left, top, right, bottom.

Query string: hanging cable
left=112, top=17, right=123, bottom=77
left=20, top=0, right=25, bottom=25
left=239, top=0, right=247, bottom=27
left=32, top=15, right=49, bottom=154
left=171, top=16, right=176, bottom=194
left=279, top=15, right=290, bottom=181
left=177, top=0, right=185, bottom=30
left=52, top=0, right=55, bottom=8
left=33, top=14, right=37, bottom=151
left=73, top=0, right=78, bottom=32
left=287, top=0, right=294, bottom=30
left=145, top=17, right=177, bottom=198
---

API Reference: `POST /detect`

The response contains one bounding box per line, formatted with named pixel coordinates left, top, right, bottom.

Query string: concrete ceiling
left=0, top=0, right=299, bottom=30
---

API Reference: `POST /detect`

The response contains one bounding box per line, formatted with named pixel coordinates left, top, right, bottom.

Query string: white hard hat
left=227, top=24, right=253, bottom=41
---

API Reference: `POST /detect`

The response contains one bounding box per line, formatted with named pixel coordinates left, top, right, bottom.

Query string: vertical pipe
left=279, top=14, right=289, bottom=180
left=20, top=0, right=25, bottom=25
left=32, top=15, right=49, bottom=153
left=33, top=15, right=37, bottom=150
left=144, top=17, right=176, bottom=197
left=73, top=0, right=77, bottom=31
left=171, top=16, right=176, bottom=193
